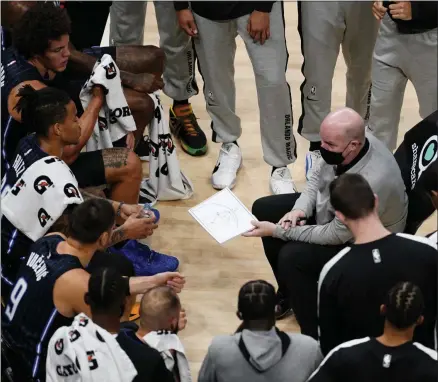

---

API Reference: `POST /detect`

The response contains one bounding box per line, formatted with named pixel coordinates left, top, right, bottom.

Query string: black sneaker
left=135, top=135, right=150, bottom=162
left=275, top=293, right=293, bottom=320
left=169, top=104, right=207, bottom=156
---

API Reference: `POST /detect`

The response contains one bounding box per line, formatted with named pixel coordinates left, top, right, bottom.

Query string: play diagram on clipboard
left=189, top=188, right=256, bottom=244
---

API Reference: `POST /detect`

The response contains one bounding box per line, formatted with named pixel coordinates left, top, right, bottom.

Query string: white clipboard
left=188, top=188, right=257, bottom=244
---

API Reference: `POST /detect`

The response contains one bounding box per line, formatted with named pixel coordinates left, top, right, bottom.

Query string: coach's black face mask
left=320, top=141, right=351, bottom=165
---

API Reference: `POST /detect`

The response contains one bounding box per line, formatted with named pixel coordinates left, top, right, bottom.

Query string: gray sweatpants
left=369, top=15, right=438, bottom=151
left=298, top=2, right=379, bottom=143
left=109, top=1, right=198, bottom=101
left=193, top=2, right=296, bottom=167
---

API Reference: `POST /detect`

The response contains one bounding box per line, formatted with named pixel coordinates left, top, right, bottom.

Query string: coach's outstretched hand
left=177, top=9, right=198, bottom=37
left=242, top=221, right=276, bottom=238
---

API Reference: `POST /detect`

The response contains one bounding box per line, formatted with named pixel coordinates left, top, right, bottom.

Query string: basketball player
left=297, top=2, right=379, bottom=180
left=176, top=2, right=298, bottom=194
left=1, top=199, right=185, bottom=381
left=80, top=268, right=175, bottom=381
left=308, top=282, right=437, bottom=382
left=1, top=86, right=156, bottom=295
left=318, top=174, right=437, bottom=354
left=1, top=2, right=163, bottom=175
left=110, top=1, right=207, bottom=156
left=369, top=1, right=437, bottom=151
left=199, top=280, right=322, bottom=382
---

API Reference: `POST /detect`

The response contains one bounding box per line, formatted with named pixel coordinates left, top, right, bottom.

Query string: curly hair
left=12, top=2, right=71, bottom=59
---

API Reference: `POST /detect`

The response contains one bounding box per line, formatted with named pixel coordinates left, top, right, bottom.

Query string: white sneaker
left=305, top=150, right=321, bottom=181
left=270, top=167, right=297, bottom=194
left=211, top=143, right=242, bottom=190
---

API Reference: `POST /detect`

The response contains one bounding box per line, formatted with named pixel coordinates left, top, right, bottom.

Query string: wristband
left=116, top=202, right=125, bottom=217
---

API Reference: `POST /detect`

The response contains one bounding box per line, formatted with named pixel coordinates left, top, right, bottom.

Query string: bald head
left=321, top=107, right=365, bottom=143
left=139, top=286, right=181, bottom=331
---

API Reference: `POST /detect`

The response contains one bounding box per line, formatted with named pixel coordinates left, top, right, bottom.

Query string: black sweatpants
left=252, top=194, right=344, bottom=339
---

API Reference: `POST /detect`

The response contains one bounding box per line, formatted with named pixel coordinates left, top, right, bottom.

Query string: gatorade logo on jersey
left=104, top=62, right=117, bottom=80
left=64, top=183, right=80, bottom=198
left=372, top=249, right=381, bottom=264
left=34, top=175, right=54, bottom=195
left=382, top=354, right=392, bottom=368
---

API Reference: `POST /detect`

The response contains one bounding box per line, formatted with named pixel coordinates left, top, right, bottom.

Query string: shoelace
left=174, top=109, right=199, bottom=137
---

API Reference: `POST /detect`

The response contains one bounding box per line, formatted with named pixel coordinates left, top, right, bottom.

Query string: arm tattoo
left=109, top=227, right=127, bottom=246
left=102, top=148, right=129, bottom=169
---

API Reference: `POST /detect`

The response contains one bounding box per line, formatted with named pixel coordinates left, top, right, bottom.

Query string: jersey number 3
left=5, top=278, right=28, bottom=321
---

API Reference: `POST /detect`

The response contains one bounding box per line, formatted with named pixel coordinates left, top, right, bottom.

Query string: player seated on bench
left=1, top=2, right=164, bottom=180
left=1, top=86, right=159, bottom=297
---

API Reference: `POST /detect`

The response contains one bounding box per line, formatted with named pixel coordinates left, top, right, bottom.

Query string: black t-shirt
left=383, top=1, right=437, bottom=34
left=2, top=235, right=82, bottom=380
left=174, top=1, right=275, bottom=21
left=308, top=337, right=437, bottom=382
left=318, top=233, right=437, bottom=355
left=116, top=329, right=174, bottom=382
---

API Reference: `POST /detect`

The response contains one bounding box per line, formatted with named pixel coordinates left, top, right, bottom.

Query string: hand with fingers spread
left=278, top=209, right=306, bottom=230
left=247, top=10, right=270, bottom=45
left=178, top=308, right=187, bottom=331
left=242, top=220, right=276, bottom=238
left=153, top=272, right=186, bottom=293
left=372, top=1, right=388, bottom=20
left=389, top=1, right=412, bottom=20
left=177, top=9, right=198, bottom=37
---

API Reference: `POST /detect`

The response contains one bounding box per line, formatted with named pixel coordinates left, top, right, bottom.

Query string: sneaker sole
left=269, top=183, right=297, bottom=195
left=169, top=120, right=208, bottom=157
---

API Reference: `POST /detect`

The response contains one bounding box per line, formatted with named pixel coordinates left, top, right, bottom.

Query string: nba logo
left=372, top=249, right=381, bottom=264
left=383, top=354, right=391, bottom=368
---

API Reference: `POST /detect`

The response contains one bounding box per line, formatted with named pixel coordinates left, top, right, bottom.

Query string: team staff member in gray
left=297, top=2, right=379, bottom=180
left=244, top=108, right=408, bottom=333
left=109, top=1, right=207, bottom=157
left=175, top=1, right=298, bottom=195
left=370, top=1, right=437, bottom=152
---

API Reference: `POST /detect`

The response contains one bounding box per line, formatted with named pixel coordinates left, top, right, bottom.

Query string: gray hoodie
left=198, top=328, right=322, bottom=382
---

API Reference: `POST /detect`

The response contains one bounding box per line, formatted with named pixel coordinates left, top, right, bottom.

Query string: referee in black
left=308, top=282, right=437, bottom=382
left=317, top=174, right=437, bottom=355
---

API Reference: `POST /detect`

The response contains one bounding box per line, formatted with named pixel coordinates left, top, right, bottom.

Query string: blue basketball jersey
left=2, top=235, right=83, bottom=380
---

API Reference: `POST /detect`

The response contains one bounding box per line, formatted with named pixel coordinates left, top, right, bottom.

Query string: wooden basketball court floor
left=101, top=2, right=437, bottom=376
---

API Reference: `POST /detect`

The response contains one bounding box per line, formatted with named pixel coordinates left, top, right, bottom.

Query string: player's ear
left=335, top=210, right=346, bottom=224
left=417, top=315, right=424, bottom=326
left=84, top=292, right=90, bottom=306
left=380, top=304, right=386, bottom=316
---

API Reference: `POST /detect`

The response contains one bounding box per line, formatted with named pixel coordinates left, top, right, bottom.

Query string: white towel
left=1, top=156, right=83, bottom=241
left=142, top=93, right=194, bottom=204
left=46, top=313, right=137, bottom=382
left=80, top=54, right=136, bottom=151
left=143, top=330, right=192, bottom=382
